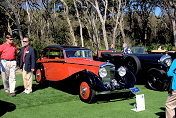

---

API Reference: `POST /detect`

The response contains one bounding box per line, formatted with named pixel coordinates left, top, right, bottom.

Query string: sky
left=155, top=7, right=161, bottom=16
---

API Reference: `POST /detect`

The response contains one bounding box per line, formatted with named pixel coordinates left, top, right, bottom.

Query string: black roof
left=44, top=45, right=90, bottom=50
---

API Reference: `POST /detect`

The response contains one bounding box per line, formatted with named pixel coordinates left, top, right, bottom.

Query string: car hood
left=66, top=58, right=106, bottom=67
left=128, top=54, right=164, bottom=62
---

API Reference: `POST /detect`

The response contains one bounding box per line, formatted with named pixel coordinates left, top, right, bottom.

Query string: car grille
left=102, top=65, right=115, bottom=83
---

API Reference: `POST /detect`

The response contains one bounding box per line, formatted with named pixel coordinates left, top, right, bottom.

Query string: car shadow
left=96, top=92, right=135, bottom=103
left=155, top=107, right=165, bottom=118
left=0, top=100, right=16, bottom=117
left=48, top=79, right=135, bottom=103
left=48, top=80, right=79, bottom=95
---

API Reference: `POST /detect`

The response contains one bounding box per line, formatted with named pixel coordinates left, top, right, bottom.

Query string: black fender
left=79, top=70, right=108, bottom=92
left=116, top=68, right=136, bottom=88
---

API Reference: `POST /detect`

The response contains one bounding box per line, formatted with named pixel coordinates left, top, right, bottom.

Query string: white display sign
left=131, top=94, right=145, bottom=112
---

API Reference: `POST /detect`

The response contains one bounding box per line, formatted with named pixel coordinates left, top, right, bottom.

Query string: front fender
left=80, top=70, right=108, bottom=92
left=116, top=69, right=136, bottom=88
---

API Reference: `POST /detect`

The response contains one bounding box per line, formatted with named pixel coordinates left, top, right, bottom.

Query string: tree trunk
left=60, top=0, right=77, bottom=46
left=8, top=1, right=23, bottom=45
left=74, top=0, right=84, bottom=47
left=89, top=0, right=109, bottom=50
left=26, top=1, right=31, bottom=39
left=112, top=0, right=122, bottom=47
left=172, top=16, right=176, bottom=47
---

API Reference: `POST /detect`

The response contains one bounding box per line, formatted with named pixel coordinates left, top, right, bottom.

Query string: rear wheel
left=147, top=68, right=168, bottom=90
left=35, top=68, right=47, bottom=87
left=36, top=69, right=42, bottom=83
left=79, top=81, right=96, bottom=104
left=124, top=55, right=141, bottom=75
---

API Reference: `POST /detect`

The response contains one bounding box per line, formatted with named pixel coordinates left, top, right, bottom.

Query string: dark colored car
left=35, top=45, right=136, bottom=103
left=150, top=50, right=176, bottom=60
left=94, top=47, right=172, bottom=91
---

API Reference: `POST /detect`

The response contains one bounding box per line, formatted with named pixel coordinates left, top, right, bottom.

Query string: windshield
left=129, top=47, right=146, bottom=54
left=65, top=49, right=92, bottom=59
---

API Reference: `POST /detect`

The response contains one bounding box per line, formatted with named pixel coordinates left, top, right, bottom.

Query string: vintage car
left=35, top=45, right=136, bottom=103
left=150, top=50, right=176, bottom=60
left=94, top=47, right=172, bottom=91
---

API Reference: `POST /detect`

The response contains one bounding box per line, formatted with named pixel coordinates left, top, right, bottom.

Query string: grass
left=0, top=74, right=167, bottom=118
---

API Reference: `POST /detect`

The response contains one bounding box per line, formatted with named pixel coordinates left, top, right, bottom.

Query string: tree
left=60, top=0, right=77, bottom=46
left=87, top=0, right=109, bottom=50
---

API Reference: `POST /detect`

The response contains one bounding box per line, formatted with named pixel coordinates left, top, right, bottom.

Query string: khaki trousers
left=22, top=64, right=33, bottom=92
left=1, top=60, right=16, bottom=93
left=166, top=90, right=176, bottom=118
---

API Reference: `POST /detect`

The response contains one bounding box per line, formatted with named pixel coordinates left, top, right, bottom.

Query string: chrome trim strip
left=96, top=89, right=131, bottom=95
left=100, top=62, right=114, bottom=68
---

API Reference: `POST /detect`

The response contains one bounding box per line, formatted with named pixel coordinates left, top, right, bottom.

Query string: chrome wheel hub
left=81, top=87, right=87, bottom=95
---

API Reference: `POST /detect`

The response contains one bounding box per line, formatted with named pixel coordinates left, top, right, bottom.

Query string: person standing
left=0, top=35, right=17, bottom=97
left=109, top=44, right=115, bottom=52
left=122, top=43, right=132, bottom=54
left=166, top=59, right=176, bottom=118
left=20, top=37, right=35, bottom=94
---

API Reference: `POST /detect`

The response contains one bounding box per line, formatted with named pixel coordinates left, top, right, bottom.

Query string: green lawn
left=0, top=74, right=167, bottom=118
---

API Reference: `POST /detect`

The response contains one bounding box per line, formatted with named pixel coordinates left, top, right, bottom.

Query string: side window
left=58, top=50, right=64, bottom=59
left=48, top=49, right=64, bottom=59
left=42, top=49, right=49, bottom=59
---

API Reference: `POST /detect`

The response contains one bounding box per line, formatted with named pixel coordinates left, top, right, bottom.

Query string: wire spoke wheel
left=79, top=81, right=95, bottom=104
left=147, top=68, right=167, bottom=90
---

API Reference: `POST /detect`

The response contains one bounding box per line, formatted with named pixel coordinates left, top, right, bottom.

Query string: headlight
left=159, top=55, right=172, bottom=67
left=164, top=59, right=172, bottom=67
left=117, top=66, right=126, bottom=77
left=99, top=67, right=107, bottom=78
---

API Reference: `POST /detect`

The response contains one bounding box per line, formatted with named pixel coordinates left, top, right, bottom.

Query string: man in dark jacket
left=20, top=37, right=35, bottom=94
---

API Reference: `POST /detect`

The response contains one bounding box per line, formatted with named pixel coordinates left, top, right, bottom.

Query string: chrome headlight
left=164, top=58, right=172, bottom=67
left=159, top=55, right=172, bottom=67
left=117, top=66, right=126, bottom=77
left=99, top=67, right=107, bottom=78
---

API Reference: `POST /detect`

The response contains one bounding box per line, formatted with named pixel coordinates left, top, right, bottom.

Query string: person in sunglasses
left=20, top=37, right=35, bottom=94
left=0, top=34, right=17, bottom=97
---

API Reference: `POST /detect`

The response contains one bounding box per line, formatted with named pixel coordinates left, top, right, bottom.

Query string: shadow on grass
left=15, top=83, right=49, bottom=94
left=155, top=107, right=165, bottom=118
left=0, top=85, right=3, bottom=90
left=0, top=100, right=16, bottom=117
left=96, top=92, right=135, bottom=103
left=48, top=80, right=79, bottom=95
left=47, top=80, right=135, bottom=103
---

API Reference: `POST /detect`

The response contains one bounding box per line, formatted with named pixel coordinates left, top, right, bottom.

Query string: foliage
left=0, top=0, right=176, bottom=57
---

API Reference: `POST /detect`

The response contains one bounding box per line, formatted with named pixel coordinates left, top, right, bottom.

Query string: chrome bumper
left=96, top=89, right=131, bottom=95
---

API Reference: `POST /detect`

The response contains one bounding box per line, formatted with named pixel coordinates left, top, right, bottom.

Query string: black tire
left=124, top=55, right=141, bottom=75
left=146, top=68, right=168, bottom=91
left=79, top=81, right=96, bottom=104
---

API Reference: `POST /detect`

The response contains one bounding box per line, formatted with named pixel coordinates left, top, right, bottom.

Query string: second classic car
left=94, top=47, right=172, bottom=91
left=35, top=45, right=136, bottom=103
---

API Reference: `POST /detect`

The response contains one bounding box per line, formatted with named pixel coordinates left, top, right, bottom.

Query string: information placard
left=131, top=94, right=145, bottom=112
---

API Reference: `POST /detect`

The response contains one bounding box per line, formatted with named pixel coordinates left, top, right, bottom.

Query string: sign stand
left=130, top=87, right=145, bottom=112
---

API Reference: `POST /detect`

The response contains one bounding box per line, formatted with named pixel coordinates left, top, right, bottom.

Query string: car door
left=42, top=48, right=68, bottom=81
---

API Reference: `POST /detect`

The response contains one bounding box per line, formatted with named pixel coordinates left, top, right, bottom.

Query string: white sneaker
left=24, top=91, right=31, bottom=94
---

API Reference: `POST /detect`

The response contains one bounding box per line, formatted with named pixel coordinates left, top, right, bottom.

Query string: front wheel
left=79, top=81, right=96, bottom=104
left=146, top=68, right=168, bottom=91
